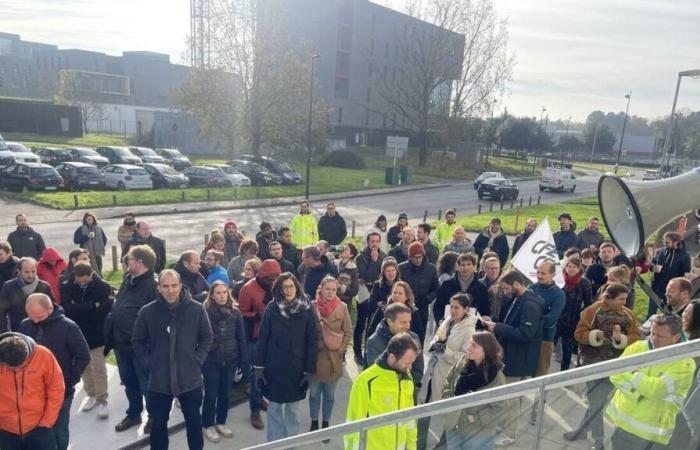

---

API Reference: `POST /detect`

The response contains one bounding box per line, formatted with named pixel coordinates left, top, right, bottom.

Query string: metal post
left=112, top=194, right=116, bottom=206
left=304, top=54, right=319, bottom=199
left=181, top=191, right=185, bottom=201
left=207, top=189, right=211, bottom=200
left=532, top=384, right=547, bottom=450
left=478, top=204, right=482, bottom=214
left=422, top=210, right=428, bottom=223
left=351, top=220, right=356, bottom=238
left=437, top=210, right=442, bottom=221
left=519, top=197, right=524, bottom=208
left=537, top=195, right=541, bottom=205
left=358, top=428, right=368, bottom=450
left=528, top=196, right=532, bottom=207
left=500, top=200, right=504, bottom=210
left=111, top=245, right=118, bottom=272
left=514, top=207, right=521, bottom=233
left=73, top=194, right=78, bottom=208
left=661, top=73, right=683, bottom=176
left=489, top=203, right=493, bottom=213
left=615, top=93, right=632, bottom=174
left=590, top=123, right=600, bottom=163
left=510, top=199, right=514, bottom=209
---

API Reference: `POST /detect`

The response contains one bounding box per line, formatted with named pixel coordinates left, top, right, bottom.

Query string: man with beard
left=117, top=212, right=137, bottom=257
left=577, top=217, right=605, bottom=251
left=268, top=241, right=295, bottom=274
left=0, top=242, right=19, bottom=287
left=223, top=220, right=244, bottom=264
left=553, top=213, right=580, bottom=259
left=434, top=253, right=489, bottom=326
left=355, top=232, right=387, bottom=362
left=256, top=222, right=278, bottom=261
left=298, top=245, right=336, bottom=298
left=278, top=227, right=300, bottom=269
left=389, top=226, right=416, bottom=264
left=474, top=218, right=509, bottom=267
left=290, top=200, right=318, bottom=248
left=0, top=257, right=53, bottom=333
left=585, top=242, right=633, bottom=297
left=433, top=209, right=458, bottom=252
left=7, top=214, right=46, bottom=259
left=238, top=259, right=282, bottom=430
left=416, top=223, right=439, bottom=265
left=649, top=231, right=691, bottom=318
left=512, top=218, right=537, bottom=257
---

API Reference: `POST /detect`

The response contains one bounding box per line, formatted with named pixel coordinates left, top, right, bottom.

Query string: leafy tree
left=558, top=134, right=582, bottom=152
left=498, top=117, right=537, bottom=151
left=583, top=121, right=616, bottom=155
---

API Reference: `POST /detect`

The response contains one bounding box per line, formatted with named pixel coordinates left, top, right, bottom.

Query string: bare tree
left=54, top=70, right=111, bottom=134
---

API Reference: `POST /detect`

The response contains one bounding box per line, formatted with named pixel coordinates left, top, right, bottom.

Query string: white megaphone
left=597, top=168, right=700, bottom=257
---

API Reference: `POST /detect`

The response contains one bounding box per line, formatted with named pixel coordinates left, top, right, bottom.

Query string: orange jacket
left=0, top=333, right=65, bottom=435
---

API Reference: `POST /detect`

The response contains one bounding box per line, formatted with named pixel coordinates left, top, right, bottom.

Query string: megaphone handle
left=635, top=277, right=672, bottom=315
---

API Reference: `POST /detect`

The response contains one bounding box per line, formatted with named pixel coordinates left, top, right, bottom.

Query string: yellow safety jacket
left=290, top=213, right=318, bottom=248
left=433, top=222, right=458, bottom=252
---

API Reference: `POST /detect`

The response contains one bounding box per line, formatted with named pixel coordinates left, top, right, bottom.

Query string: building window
left=334, top=77, right=350, bottom=98
left=335, top=52, right=350, bottom=77
left=337, top=107, right=343, bottom=124
left=337, top=25, right=352, bottom=51
left=369, top=39, right=374, bottom=56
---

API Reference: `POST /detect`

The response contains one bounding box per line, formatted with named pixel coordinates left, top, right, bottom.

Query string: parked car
left=473, top=171, right=503, bottom=189
left=0, top=163, right=63, bottom=192
left=55, top=162, right=106, bottom=191
left=239, top=155, right=302, bottom=184
left=642, top=169, right=660, bottom=181
left=140, top=163, right=189, bottom=189
left=67, top=147, right=109, bottom=167
left=182, top=166, right=231, bottom=187
left=227, top=159, right=283, bottom=186
left=102, top=164, right=153, bottom=190
left=540, top=168, right=576, bottom=192
left=129, top=146, right=166, bottom=164
left=4, top=142, right=42, bottom=164
left=477, top=177, right=519, bottom=201
left=204, top=164, right=251, bottom=186
left=155, top=148, right=192, bottom=171
left=96, top=146, right=142, bottom=165
left=33, top=147, right=72, bottom=166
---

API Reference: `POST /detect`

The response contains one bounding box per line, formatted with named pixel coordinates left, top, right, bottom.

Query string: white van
left=540, top=168, right=576, bottom=192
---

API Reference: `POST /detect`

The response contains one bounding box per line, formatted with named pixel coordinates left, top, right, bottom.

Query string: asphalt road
left=0, top=174, right=600, bottom=264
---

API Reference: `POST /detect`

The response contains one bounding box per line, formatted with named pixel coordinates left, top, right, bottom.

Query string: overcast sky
left=3, top=0, right=699, bottom=122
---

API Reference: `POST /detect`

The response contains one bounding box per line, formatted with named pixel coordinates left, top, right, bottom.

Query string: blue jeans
left=247, top=341, right=262, bottom=413
left=114, top=348, right=149, bottom=417
left=267, top=401, right=299, bottom=443
left=54, top=391, right=74, bottom=450
left=308, top=379, right=338, bottom=422
left=202, top=359, right=237, bottom=427
left=148, top=388, right=203, bottom=450
left=446, top=431, right=494, bottom=449
left=0, top=426, right=56, bottom=450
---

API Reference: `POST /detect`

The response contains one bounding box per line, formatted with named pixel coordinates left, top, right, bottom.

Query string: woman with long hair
left=73, top=211, right=107, bottom=274
left=442, top=331, right=507, bottom=449
left=366, top=281, right=424, bottom=342
left=308, top=276, right=352, bottom=436
left=437, top=251, right=459, bottom=285
left=332, top=243, right=359, bottom=309
left=556, top=257, right=592, bottom=370
left=231, top=258, right=261, bottom=300
left=366, top=258, right=401, bottom=327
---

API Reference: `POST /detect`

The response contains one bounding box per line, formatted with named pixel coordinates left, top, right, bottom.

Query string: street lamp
left=484, top=99, right=497, bottom=170
left=660, top=69, right=700, bottom=177
left=304, top=54, right=319, bottom=200
left=614, top=92, right=632, bottom=174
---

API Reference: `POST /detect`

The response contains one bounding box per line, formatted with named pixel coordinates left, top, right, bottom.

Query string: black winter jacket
left=387, top=224, right=403, bottom=248
left=585, top=255, right=633, bottom=297
left=389, top=243, right=409, bottom=264
left=433, top=274, right=490, bottom=325
left=205, top=304, right=247, bottom=369
left=398, top=260, right=439, bottom=311
left=0, top=278, right=53, bottom=333
left=473, top=228, right=509, bottom=267
left=318, top=213, right=347, bottom=246
left=7, top=227, right=46, bottom=259
left=274, top=258, right=296, bottom=275
left=493, top=291, right=544, bottom=377
left=298, top=256, right=337, bottom=298
left=60, top=275, right=113, bottom=348
left=511, top=231, right=532, bottom=258
left=256, top=231, right=278, bottom=261
left=174, top=260, right=209, bottom=302
left=356, top=247, right=387, bottom=288
left=556, top=277, right=592, bottom=338
left=19, top=305, right=90, bottom=395
left=367, top=280, right=393, bottom=328
left=132, top=290, right=213, bottom=396
left=281, top=241, right=300, bottom=269
left=651, top=247, right=691, bottom=298
left=553, top=229, right=580, bottom=259
left=254, top=298, right=318, bottom=403
left=0, top=256, right=19, bottom=288
left=124, top=234, right=166, bottom=273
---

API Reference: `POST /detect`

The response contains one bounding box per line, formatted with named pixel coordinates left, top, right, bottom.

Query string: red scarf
left=315, top=292, right=341, bottom=318
left=563, top=271, right=582, bottom=292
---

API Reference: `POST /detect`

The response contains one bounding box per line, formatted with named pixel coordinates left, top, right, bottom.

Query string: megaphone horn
left=597, top=168, right=700, bottom=257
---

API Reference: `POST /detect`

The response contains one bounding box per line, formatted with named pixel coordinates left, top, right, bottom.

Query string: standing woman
left=366, top=281, right=425, bottom=345
left=231, top=258, right=261, bottom=301
left=201, top=281, right=248, bottom=443
left=437, top=251, right=459, bottom=285
left=332, top=243, right=360, bottom=310
left=442, top=331, right=507, bottom=449
left=366, top=258, right=401, bottom=331
left=556, top=258, right=592, bottom=371
left=254, top=273, right=319, bottom=443
left=309, top=276, right=352, bottom=434
left=73, top=212, right=107, bottom=274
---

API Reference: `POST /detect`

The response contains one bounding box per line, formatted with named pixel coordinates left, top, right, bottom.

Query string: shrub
left=319, top=150, right=367, bottom=170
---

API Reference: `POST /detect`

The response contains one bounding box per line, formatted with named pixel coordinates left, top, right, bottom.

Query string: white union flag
left=510, top=217, right=564, bottom=287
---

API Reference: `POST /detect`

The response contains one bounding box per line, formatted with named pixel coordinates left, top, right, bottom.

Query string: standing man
left=132, top=269, right=213, bottom=450
left=268, top=241, right=296, bottom=274
left=290, top=200, right=318, bottom=248
left=255, top=222, right=278, bottom=261
left=124, top=221, right=167, bottom=274
left=443, top=226, right=474, bottom=255
left=19, top=293, right=90, bottom=450
left=60, top=261, right=113, bottom=418
left=398, top=242, right=439, bottom=345
left=318, top=202, right=347, bottom=246
left=433, top=209, right=458, bottom=252
left=665, top=277, right=693, bottom=316
left=553, top=213, right=580, bottom=259
left=607, top=315, right=695, bottom=448
left=528, top=261, right=566, bottom=377
left=346, top=332, right=419, bottom=450
left=297, top=245, right=335, bottom=298
left=416, top=223, right=439, bottom=264
left=103, top=245, right=158, bottom=433
left=117, top=212, right=137, bottom=256
left=512, top=218, right=537, bottom=257
left=479, top=256, right=505, bottom=318
left=0, top=242, right=19, bottom=287
left=59, top=249, right=91, bottom=285
left=474, top=218, right=509, bottom=267
left=7, top=214, right=46, bottom=259
left=223, top=219, right=244, bottom=265
left=577, top=217, right=605, bottom=251
left=585, top=242, right=633, bottom=296
left=387, top=213, right=409, bottom=248
left=650, top=231, right=691, bottom=318
left=354, top=232, right=387, bottom=363
left=174, top=250, right=209, bottom=302
left=0, top=333, right=64, bottom=450
left=434, top=253, right=490, bottom=325
left=389, top=226, right=416, bottom=264
left=278, top=227, right=300, bottom=269
left=0, top=257, right=53, bottom=333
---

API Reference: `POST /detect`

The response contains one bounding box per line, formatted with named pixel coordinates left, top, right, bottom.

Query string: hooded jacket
left=132, top=289, right=213, bottom=396
left=318, top=212, right=347, bottom=245
left=238, top=259, right=281, bottom=341
left=36, top=248, right=67, bottom=304
left=19, top=305, right=90, bottom=395
left=206, top=265, right=229, bottom=286
left=473, top=227, right=509, bottom=266
left=174, top=259, right=209, bottom=302
left=0, top=333, right=64, bottom=436
left=0, top=277, right=53, bottom=333
left=7, top=227, right=46, bottom=259
left=0, top=255, right=19, bottom=288
left=60, top=273, right=113, bottom=349
left=255, top=229, right=278, bottom=261
left=493, top=290, right=544, bottom=377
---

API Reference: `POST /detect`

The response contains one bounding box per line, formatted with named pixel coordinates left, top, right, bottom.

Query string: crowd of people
left=0, top=204, right=699, bottom=450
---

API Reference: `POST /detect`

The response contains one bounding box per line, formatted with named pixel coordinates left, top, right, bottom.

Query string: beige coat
left=313, top=301, right=352, bottom=384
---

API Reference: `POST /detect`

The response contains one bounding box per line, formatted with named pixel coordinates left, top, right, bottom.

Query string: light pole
left=590, top=123, right=600, bottom=163
left=532, top=107, right=546, bottom=174
left=660, top=69, right=700, bottom=177
left=560, top=116, right=571, bottom=168
left=614, top=92, right=631, bottom=174
left=304, top=54, right=319, bottom=200
left=484, top=99, right=497, bottom=169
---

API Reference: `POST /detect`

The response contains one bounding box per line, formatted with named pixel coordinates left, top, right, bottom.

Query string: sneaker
left=144, top=417, right=153, bottom=434
left=215, top=424, right=233, bottom=438
left=250, top=412, right=264, bottom=430
left=203, top=427, right=220, bottom=443
left=591, top=440, right=604, bottom=450
left=115, top=415, right=142, bottom=432
left=97, top=403, right=109, bottom=420
left=494, top=434, right=515, bottom=447
left=563, top=429, right=585, bottom=442
left=82, top=397, right=97, bottom=412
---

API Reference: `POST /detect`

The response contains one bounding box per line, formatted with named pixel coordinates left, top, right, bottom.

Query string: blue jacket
left=553, top=230, right=579, bottom=259
left=207, top=265, right=230, bottom=286
left=529, top=282, right=566, bottom=342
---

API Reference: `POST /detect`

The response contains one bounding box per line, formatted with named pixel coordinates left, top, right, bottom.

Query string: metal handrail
left=243, top=338, right=700, bottom=450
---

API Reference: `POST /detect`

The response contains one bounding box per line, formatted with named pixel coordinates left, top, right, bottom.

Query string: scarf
left=315, top=291, right=340, bottom=318
left=486, top=228, right=504, bottom=249
left=82, top=224, right=106, bottom=257
left=454, top=359, right=499, bottom=396
left=457, top=273, right=474, bottom=293
left=19, top=276, right=39, bottom=296
left=276, top=294, right=311, bottom=318
left=563, top=271, right=582, bottom=292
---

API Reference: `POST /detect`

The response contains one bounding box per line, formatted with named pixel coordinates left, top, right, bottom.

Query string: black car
left=155, top=148, right=192, bottom=171
left=34, top=147, right=73, bottom=166
left=140, top=163, right=189, bottom=189
left=129, top=147, right=166, bottom=164
left=95, top=146, right=142, bottom=165
left=239, top=155, right=302, bottom=184
left=477, top=177, right=519, bottom=201
left=0, top=163, right=63, bottom=192
left=227, top=159, right=283, bottom=186
left=55, top=162, right=105, bottom=191
left=473, top=171, right=503, bottom=190
left=182, top=166, right=231, bottom=187
left=67, top=147, right=109, bottom=167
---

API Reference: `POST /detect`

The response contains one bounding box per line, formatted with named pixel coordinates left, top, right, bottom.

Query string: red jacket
left=238, top=260, right=280, bottom=340
left=0, top=333, right=65, bottom=435
left=37, top=248, right=67, bottom=304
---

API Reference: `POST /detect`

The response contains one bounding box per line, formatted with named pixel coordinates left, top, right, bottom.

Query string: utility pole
left=614, top=92, right=632, bottom=174
left=304, top=54, right=319, bottom=199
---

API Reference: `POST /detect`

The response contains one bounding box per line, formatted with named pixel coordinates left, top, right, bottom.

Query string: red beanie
left=408, top=242, right=425, bottom=257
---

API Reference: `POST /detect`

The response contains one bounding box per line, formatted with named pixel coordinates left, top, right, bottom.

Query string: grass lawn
left=3, top=132, right=128, bottom=148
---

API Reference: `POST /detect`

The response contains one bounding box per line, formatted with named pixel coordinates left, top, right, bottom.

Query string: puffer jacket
left=318, top=213, right=347, bottom=245
left=574, top=300, right=641, bottom=365
left=7, top=227, right=46, bottom=259
left=528, top=282, right=566, bottom=342
left=36, top=247, right=67, bottom=304
left=205, top=303, right=247, bottom=371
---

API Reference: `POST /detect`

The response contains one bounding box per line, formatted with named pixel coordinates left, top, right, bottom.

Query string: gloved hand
left=299, top=372, right=313, bottom=391
left=254, top=367, right=267, bottom=390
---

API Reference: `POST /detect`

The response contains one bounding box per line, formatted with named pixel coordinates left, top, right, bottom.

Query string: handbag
left=315, top=306, right=344, bottom=350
